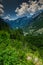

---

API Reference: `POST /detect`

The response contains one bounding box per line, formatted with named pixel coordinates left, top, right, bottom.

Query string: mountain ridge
left=25, top=11, right=43, bottom=34
left=0, top=18, right=10, bottom=30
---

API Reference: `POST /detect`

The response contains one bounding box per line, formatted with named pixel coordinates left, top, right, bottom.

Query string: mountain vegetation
left=0, top=18, right=10, bottom=30
left=25, top=12, right=43, bottom=34
left=0, top=17, right=43, bottom=65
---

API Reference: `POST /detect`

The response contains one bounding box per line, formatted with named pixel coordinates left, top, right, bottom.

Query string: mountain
left=5, top=16, right=32, bottom=29
left=4, top=10, right=43, bottom=28
left=0, top=18, right=10, bottom=30
left=4, top=10, right=43, bottom=34
left=25, top=11, right=43, bottom=34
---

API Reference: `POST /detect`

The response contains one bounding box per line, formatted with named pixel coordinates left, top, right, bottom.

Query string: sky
left=2, top=0, right=29, bottom=16
left=0, top=0, right=43, bottom=20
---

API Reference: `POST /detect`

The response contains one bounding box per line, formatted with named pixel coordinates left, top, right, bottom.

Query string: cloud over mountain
left=15, top=0, right=43, bottom=16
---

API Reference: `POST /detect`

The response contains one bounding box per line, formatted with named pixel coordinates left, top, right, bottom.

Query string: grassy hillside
left=0, top=18, right=43, bottom=65
left=0, top=28, right=43, bottom=65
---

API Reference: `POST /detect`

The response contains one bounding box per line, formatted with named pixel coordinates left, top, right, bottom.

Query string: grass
left=0, top=30, right=43, bottom=65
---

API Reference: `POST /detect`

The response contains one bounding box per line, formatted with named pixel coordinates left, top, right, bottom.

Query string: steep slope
left=30, top=12, right=43, bottom=30
left=0, top=18, right=10, bottom=30
left=5, top=16, right=32, bottom=29
left=24, top=11, right=43, bottom=34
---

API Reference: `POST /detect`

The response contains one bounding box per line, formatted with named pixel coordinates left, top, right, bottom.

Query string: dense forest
left=0, top=18, right=43, bottom=65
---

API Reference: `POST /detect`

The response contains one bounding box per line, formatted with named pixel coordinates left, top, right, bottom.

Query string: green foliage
left=0, top=29, right=43, bottom=65
left=0, top=18, right=10, bottom=31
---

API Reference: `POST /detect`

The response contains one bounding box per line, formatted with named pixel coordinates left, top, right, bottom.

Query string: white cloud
left=3, top=14, right=18, bottom=21
left=15, top=3, right=29, bottom=16
left=0, top=4, right=4, bottom=16
left=0, top=4, right=4, bottom=8
left=15, top=0, right=43, bottom=16
left=0, top=8, right=4, bottom=13
left=4, top=15, right=10, bottom=20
